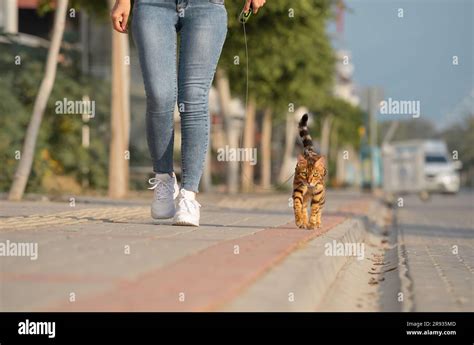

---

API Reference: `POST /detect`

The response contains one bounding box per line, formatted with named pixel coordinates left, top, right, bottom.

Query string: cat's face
left=296, top=153, right=326, bottom=187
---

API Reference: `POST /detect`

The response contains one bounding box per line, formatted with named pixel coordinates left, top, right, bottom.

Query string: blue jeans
left=132, top=0, right=228, bottom=192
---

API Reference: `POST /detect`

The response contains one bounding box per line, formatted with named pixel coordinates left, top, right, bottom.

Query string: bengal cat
left=292, top=114, right=327, bottom=229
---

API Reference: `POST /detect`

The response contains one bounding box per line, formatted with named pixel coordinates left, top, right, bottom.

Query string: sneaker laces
left=177, top=191, right=201, bottom=213
left=148, top=177, right=174, bottom=200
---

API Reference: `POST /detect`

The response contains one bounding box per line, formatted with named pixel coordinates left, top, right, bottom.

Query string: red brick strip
left=49, top=200, right=370, bottom=311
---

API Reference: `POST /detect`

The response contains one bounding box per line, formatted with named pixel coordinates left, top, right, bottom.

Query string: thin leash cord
left=238, top=7, right=295, bottom=191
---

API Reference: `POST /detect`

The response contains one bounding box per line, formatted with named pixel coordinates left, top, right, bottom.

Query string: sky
left=334, top=0, right=473, bottom=129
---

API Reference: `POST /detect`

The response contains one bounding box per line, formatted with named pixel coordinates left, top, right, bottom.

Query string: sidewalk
left=0, top=190, right=373, bottom=311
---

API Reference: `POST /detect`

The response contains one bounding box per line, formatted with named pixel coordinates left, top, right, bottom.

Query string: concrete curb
left=393, top=207, right=415, bottom=312
left=223, top=210, right=370, bottom=311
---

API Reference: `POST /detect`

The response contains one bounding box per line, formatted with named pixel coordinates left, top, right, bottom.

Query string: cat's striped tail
left=298, top=114, right=314, bottom=154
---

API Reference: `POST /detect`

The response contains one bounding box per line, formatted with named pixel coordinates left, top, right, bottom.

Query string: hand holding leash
left=243, top=0, right=266, bottom=14
left=239, top=0, right=266, bottom=23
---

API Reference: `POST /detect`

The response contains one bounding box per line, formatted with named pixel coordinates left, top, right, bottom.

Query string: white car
left=424, top=152, right=461, bottom=194
left=383, top=140, right=462, bottom=198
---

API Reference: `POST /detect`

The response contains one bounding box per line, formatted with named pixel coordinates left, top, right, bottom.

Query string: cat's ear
left=297, top=154, right=306, bottom=164
left=316, top=156, right=326, bottom=168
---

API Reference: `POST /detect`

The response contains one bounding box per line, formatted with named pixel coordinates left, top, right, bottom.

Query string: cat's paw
left=307, top=222, right=321, bottom=230
left=295, top=219, right=307, bottom=229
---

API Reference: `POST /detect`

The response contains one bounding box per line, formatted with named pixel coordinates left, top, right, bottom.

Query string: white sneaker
left=149, top=173, right=179, bottom=219
left=173, top=189, right=201, bottom=227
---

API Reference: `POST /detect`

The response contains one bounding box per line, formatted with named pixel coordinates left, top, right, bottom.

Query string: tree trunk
left=260, top=107, right=272, bottom=189
left=4, top=0, right=18, bottom=34
left=108, top=0, right=131, bottom=199
left=320, top=114, right=333, bottom=158
left=215, top=68, right=239, bottom=194
left=329, top=122, right=339, bottom=183
left=277, top=114, right=295, bottom=184
left=241, top=98, right=256, bottom=192
left=278, top=107, right=308, bottom=184
left=8, top=0, right=69, bottom=201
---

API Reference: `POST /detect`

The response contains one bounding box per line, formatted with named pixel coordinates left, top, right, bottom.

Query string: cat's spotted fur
left=292, top=114, right=327, bottom=229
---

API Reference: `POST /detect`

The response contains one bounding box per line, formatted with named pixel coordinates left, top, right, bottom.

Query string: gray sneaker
left=149, top=173, right=179, bottom=219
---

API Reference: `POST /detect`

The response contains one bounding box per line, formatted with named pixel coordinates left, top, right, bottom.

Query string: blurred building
left=334, top=50, right=359, bottom=106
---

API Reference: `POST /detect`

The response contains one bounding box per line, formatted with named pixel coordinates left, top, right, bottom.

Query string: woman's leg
left=132, top=0, right=179, bottom=175
left=177, top=0, right=228, bottom=192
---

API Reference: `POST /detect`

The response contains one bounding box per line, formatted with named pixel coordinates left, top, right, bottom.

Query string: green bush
left=0, top=36, right=110, bottom=193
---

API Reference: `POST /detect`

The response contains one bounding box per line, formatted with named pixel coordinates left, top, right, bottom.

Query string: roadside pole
left=360, top=86, right=383, bottom=192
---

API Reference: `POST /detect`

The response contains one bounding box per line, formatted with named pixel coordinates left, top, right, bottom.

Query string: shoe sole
left=172, top=219, right=199, bottom=227
left=152, top=214, right=175, bottom=220
left=151, top=203, right=176, bottom=220
left=151, top=209, right=175, bottom=220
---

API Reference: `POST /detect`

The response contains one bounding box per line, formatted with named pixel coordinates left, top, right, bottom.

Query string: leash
left=239, top=5, right=253, bottom=24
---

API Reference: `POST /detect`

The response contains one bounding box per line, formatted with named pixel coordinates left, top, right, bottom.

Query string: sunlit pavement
left=0, top=190, right=372, bottom=311
left=2, top=190, right=471, bottom=312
